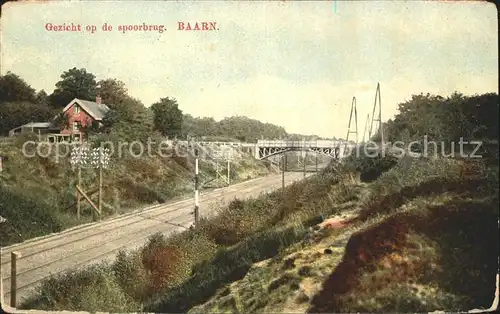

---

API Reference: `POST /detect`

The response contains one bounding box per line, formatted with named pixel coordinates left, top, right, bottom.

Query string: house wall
left=60, top=102, right=95, bottom=135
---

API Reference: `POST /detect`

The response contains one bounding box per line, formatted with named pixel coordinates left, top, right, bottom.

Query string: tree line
left=0, top=69, right=320, bottom=142
left=377, top=92, right=498, bottom=146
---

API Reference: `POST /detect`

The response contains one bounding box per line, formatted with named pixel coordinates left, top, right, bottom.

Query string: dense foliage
left=183, top=115, right=288, bottom=142
left=0, top=72, right=37, bottom=103
left=0, top=70, right=317, bottom=140
left=379, top=92, right=499, bottom=151
left=0, top=102, right=57, bottom=135
left=48, top=67, right=99, bottom=108
left=151, top=97, right=183, bottom=137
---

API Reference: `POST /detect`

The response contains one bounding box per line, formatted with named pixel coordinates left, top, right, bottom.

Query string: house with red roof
left=8, top=96, right=110, bottom=142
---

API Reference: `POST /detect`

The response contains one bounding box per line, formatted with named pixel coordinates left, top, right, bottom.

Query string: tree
left=52, top=112, right=70, bottom=130
left=382, top=92, right=499, bottom=153
left=48, top=67, right=98, bottom=108
left=0, top=102, right=57, bottom=135
left=101, top=96, right=153, bottom=141
left=151, top=97, right=183, bottom=137
left=97, top=78, right=128, bottom=107
left=0, top=72, right=36, bottom=103
left=35, top=90, right=48, bottom=104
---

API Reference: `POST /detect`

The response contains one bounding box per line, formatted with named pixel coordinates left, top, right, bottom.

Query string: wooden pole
left=216, top=159, right=219, bottom=183
left=77, top=166, right=81, bottom=219
left=378, top=83, right=384, bottom=147
left=10, top=251, right=21, bottom=308
left=362, top=113, right=369, bottom=143
left=303, top=152, right=306, bottom=177
left=98, top=147, right=103, bottom=221
left=282, top=154, right=286, bottom=190
left=227, top=159, right=230, bottom=186
left=194, top=149, right=200, bottom=227
left=316, top=154, right=318, bottom=172
left=76, top=185, right=100, bottom=215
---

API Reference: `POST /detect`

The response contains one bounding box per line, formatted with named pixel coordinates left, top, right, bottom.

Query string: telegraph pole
left=344, top=96, right=358, bottom=156
left=194, top=148, right=200, bottom=227
left=368, top=82, right=384, bottom=146
left=345, top=96, right=358, bottom=143
left=362, top=113, right=370, bottom=143
left=303, top=152, right=306, bottom=177
left=98, top=146, right=103, bottom=221
left=215, top=158, right=219, bottom=183
left=281, top=154, right=286, bottom=190
left=227, top=159, right=230, bottom=186
left=77, top=165, right=81, bottom=219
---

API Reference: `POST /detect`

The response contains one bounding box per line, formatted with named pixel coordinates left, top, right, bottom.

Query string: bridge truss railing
left=256, top=140, right=343, bottom=148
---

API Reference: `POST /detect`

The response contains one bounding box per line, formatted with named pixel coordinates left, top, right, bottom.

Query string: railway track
left=1, top=170, right=318, bottom=307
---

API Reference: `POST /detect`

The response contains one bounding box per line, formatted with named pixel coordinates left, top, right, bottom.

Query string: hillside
left=188, top=156, right=498, bottom=313
left=1, top=70, right=327, bottom=248
left=0, top=134, right=276, bottom=247
left=18, top=152, right=499, bottom=313
left=16, top=91, right=499, bottom=313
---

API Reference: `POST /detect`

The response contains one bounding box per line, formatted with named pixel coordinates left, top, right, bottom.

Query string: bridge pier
left=253, top=145, right=259, bottom=159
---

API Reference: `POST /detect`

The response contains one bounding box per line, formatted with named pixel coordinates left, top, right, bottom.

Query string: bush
left=144, top=225, right=308, bottom=313
left=20, top=262, right=139, bottom=312
left=0, top=186, right=64, bottom=246
left=112, top=249, right=149, bottom=301
left=140, top=233, right=192, bottom=293
left=200, top=197, right=276, bottom=245
left=168, top=230, right=219, bottom=269
left=343, top=149, right=399, bottom=183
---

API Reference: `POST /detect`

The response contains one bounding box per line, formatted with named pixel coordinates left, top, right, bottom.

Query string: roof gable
left=62, top=98, right=111, bottom=120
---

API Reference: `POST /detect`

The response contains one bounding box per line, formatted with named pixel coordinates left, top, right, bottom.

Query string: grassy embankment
left=188, top=153, right=498, bottom=313
left=19, top=152, right=359, bottom=312
left=19, top=146, right=499, bottom=313
left=0, top=134, right=274, bottom=247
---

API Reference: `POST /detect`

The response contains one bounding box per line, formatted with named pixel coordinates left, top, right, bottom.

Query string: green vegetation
left=20, top=162, right=362, bottom=312
left=309, top=156, right=498, bottom=312
left=0, top=69, right=317, bottom=249
left=4, top=70, right=498, bottom=313
left=48, top=67, right=99, bottom=108
left=383, top=92, right=498, bottom=146
left=183, top=115, right=288, bottom=142
left=0, top=133, right=274, bottom=246
left=0, top=69, right=319, bottom=140
left=151, top=97, right=183, bottom=137
left=1, top=69, right=318, bottom=247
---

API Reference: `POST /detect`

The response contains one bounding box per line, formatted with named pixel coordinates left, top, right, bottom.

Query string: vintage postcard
left=0, top=0, right=498, bottom=313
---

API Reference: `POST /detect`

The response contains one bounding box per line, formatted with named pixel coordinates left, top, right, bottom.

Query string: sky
left=1, top=0, right=498, bottom=138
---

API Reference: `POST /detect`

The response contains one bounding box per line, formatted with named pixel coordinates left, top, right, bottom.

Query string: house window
left=73, top=121, right=82, bottom=132
left=74, top=105, right=80, bottom=114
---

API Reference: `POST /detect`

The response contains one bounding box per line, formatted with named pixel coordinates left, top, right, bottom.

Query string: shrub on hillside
left=200, top=197, right=276, bottom=245
left=168, top=230, right=219, bottom=268
left=144, top=225, right=308, bottom=313
left=112, top=249, right=149, bottom=301
left=140, top=233, right=192, bottom=293
left=368, top=158, right=462, bottom=200
left=0, top=186, right=64, bottom=246
left=343, top=148, right=399, bottom=183
left=20, top=262, right=139, bottom=312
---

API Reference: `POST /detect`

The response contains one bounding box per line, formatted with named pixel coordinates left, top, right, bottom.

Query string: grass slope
left=188, top=157, right=499, bottom=313
left=19, top=153, right=499, bottom=313
left=0, top=134, right=274, bottom=247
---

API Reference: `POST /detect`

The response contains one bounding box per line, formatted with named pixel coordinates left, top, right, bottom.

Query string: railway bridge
left=181, top=139, right=350, bottom=160
left=253, top=140, right=346, bottom=160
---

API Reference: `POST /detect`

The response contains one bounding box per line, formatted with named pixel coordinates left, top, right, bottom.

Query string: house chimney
left=96, top=95, right=101, bottom=104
